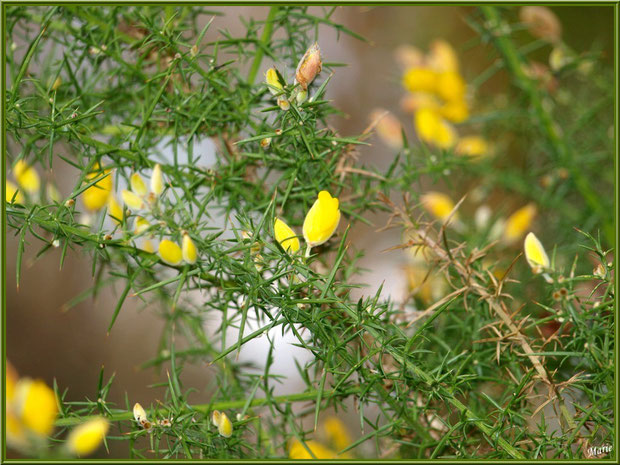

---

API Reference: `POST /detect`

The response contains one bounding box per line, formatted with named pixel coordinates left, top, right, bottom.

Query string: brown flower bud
left=295, top=42, right=322, bottom=90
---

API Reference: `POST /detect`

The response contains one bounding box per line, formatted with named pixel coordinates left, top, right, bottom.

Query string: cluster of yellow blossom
left=265, top=42, right=322, bottom=111
left=6, top=159, right=41, bottom=204
left=288, top=416, right=353, bottom=459
left=273, top=190, right=340, bottom=258
left=396, top=40, right=488, bottom=158
left=6, top=361, right=108, bottom=457
left=211, top=410, right=233, bottom=438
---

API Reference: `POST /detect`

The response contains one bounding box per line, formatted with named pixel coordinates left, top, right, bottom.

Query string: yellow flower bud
left=265, top=67, right=284, bottom=95
left=427, top=39, right=459, bottom=73
left=108, top=195, right=124, bottom=224
left=402, top=67, right=438, bottom=94
left=296, top=89, right=308, bottom=104
left=524, top=232, right=551, bottom=274
left=133, top=402, right=148, bottom=423
left=150, top=164, right=164, bottom=196
left=121, top=189, right=144, bottom=211
left=421, top=191, right=457, bottom=223
left=436, top=71, right=466, bottom=102
left=274, top=217, right=300, bottom=254
left=51, top=76, right=62, bottom=91
left=295, top=42, right=322, bottom=90
left=211, top=410, right=233, bottom=438
left=159, top=239, right=183, bottom=266
left=130, top=172, right=147, bottom=197
left=14, top=160, right=40, bottom=195
left=414, top=108, right=456, bottom=149
left=504, top=203, right=537, bottom=243
left=302, top=190, right=341, bottom=248
left=6, top=180, right=24, bottom=203
left=277, top=96, right=290, bottom=111
left=66, top=417, right=109, bottom=456
left=182, top=232, right=198, bottom=264
left=14, top=378, right=58, bottom=436
left=83, top=170, right=113, bottom=212
left=455, top=135, right=488, bottom=159
left=134, top=217, right=150, bottom=234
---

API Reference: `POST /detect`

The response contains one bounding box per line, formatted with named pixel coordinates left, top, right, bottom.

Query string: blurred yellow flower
left=323, top=416, right=352, bottom=452
left=14, top=160, right=40, bottom=195
left=130, top=173, right=147, bottom=197
left=402, top=67, right=438, bottom=94
left=134, top=216, right=150, bottom=234
left=83, top=170, right=113, bottom=212
left=66, top=417, right=109, bottom=456
left=439, top=99, right=469, bottom=123
left=158, top=239, right=182, bottom=266
left=182, top=232, right=198, bottom=264
left=455, top=135, right=488, bottom=159
left=274, top=217, right=300, bottom=253
left=427, top=39, right=459, bottom=73
left=401, top=92, right=441, bottom=114
left=150, top=164, right=164, bottom=196
left=414, top=108, right=456, bottom=149
left=302, top=190, right=341, bottom=249
left=121, top=189, right=144, bottom=211
left=6, top=180, right=24, bottom=203
left=369, top=109, right=403, bottom=149
left=436, top=71, right=466, bottom=102
left=141, top=239, right=155, bottom=254
left=504, top=203, right=537, bottom=243
left=14, top=378, right=58, bottom=436
left=108, top=195, right=124, bottom=224
left=524, top=232, right=551, bottom=273
left=421, top=191, right=458, bottom=223
left=406, top=264, right=448, bottom=305
left=289, top=439, right=338, bottom=459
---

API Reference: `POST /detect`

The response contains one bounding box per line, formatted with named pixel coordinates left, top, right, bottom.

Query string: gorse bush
left=4, top=4, right=615, bottom=460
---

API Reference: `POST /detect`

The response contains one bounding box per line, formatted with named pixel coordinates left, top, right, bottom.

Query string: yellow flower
left=402, top=67, right=438, bottom=94
left=130, top=172, right=148, bottom=197
left=524, top=232, right=550, bottom=273
left=295, top=42, right=322, bottom=90
left=121, top=189, right=144, bottom=211
left=439, top=99, right=469, bottom=123
left=435, top=71, right=466, bottom=102
left=405, top=265, right=448, bottom=304
left=133, top=403, right=147, bottom=423
left=302, top=190, right=341, bottom=248
left=6, top=361, right=18, bottom=403
left=108, top=195, right=124, bottom=224
left=277, top=96, right=290, bottom=111
left=134, top=217, right=150, bottom=234
left=504, top=203, right=537, bottom=243
left=265, top=67, right=284, bottom=95
left=427, top=39, right=459, bottom=73
left=14, top=160, right=41, bottom=195
left=211, top=410, right=233, bottom=438
left=14, top=378, right=58, bottom=437
left=159, top=239, right=182, bottom=266
left=323, top=417, right=352, bottom=452
left=150, top=164, right=164, bottom=196
left=141, top=239, right=155, bottom=254
left=182, top=232, right=198, bottom=264
left=289, top=439, right=338, bottom=459
left=421, top=191, right=457, bottom=223
left=66, top=417, right=109, bottom=456
left=82, top=170, right=113, bottom=212
left=455, top=135, right=488, bottom=159
left=414, top=108, right=456, bottom=149
left=6, top=180, right=24, bottom=203
left=274, top=218, right=300, bottom=254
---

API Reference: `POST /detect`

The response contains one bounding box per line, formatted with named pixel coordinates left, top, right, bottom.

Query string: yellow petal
left=6, top=180, right=24, bottom=203
left=158, top=239, right=182, bottom=266
left=439, top=99, right=469, bottom=123
left=427, top=39, right=459, bottom=73
left=133, top=403, right=147, bottom=423
left=134, top=217, right=150, bottom=235
left=108, top=196, right=124, bottom=224
left=323, top=416, right=352, bottom=451
left=302, top=190, right=341, bottom=248
left=66, top=417, right=109, bottom=456
left=421, top=192, right=457, bottom=222
left=524, top=232, right=550, bottom=273
left=150, top=164, right=164, bottom=196
left=141, top=239, right=155, bottom=254
left=211, top=410, right=222, bottom=427
left=217, top=412, right=233, bottom=438
left=402, top=67, right=438, bottom=94
left=274, top=218, right=300, bottom=253
left=121, top=189, right=144, bottom=211
left=83, top=170, right=113, bottom=212
left=414, top=108, right=456, bottom=149
left=289, top=439, right=337, bottom=459
left=14, top=160, right=41, bottom=195
left=130, top=173, right=147, bottom=196
left=265, top=67, right=284, bottom=95
left=14, top=378, right=58, bottom=436
left=504, top=203, right=537, bottom=243
left=455, top=136, right=488, bottom=159
left=435, top=71, right=466, bottom=102
left=182, top=232, right=198, bottom=264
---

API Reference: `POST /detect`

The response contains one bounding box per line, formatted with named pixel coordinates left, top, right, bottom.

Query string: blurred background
left=5, top=5, right=614, bottom=458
